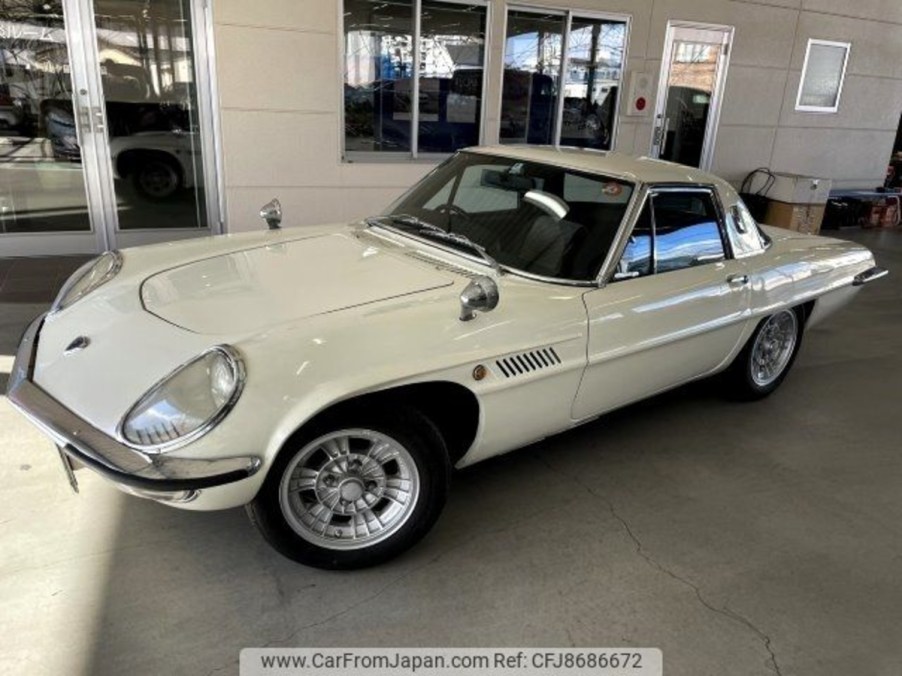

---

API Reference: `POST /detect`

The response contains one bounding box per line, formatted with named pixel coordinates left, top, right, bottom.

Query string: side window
left=652, top=192, right=725, bottom=273
left=613, top=202, right=652, bottom=280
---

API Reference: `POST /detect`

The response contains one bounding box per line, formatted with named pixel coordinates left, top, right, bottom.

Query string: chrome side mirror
left=259, top=198, right=282, bottom=230
left=459, top=275, right=499, bottom=322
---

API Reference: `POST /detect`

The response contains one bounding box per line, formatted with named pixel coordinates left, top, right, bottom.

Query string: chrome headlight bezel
left=118, top=345, right=246, bottom=454
left=51, top=250, right=123, bottom=314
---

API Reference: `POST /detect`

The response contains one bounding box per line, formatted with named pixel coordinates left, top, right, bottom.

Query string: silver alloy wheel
left=750, top=310, right=798, bottom=387
left=278, top=429, right=421, bottom=550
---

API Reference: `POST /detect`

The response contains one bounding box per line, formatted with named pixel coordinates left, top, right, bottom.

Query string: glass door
left=91, top=0, right=215, bottom=249
left=650, top=22, right=733, bottom=170
left=0, top=0, right=220, bottom=256
left=0, top=0, right=105, bottom=255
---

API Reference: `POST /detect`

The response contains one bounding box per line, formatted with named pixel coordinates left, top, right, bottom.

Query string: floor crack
left=538, top=455, right=783, bottom=676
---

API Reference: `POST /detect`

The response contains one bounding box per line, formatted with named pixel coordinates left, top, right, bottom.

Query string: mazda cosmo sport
left=8, top=146, right=887, bottom=569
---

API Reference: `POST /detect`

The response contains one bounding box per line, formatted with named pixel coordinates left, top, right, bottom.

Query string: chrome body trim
left=50, top=250, right=122, bottom=314
left=852, top=266, right=888, bottom=286
left=6, top=314, right=261, bottom=493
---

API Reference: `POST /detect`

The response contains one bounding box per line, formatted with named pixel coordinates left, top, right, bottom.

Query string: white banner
left=240, top=648, right=662, bottom=676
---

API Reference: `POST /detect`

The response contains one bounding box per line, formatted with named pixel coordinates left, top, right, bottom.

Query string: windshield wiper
left=367, top=214, right=501, bottom=272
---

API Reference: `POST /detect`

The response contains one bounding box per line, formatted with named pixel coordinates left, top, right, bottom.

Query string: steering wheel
left=437, top=203, right=471, bottom=222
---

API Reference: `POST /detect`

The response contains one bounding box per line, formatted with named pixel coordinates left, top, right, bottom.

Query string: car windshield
left=381, top=151, right=636, bottom=281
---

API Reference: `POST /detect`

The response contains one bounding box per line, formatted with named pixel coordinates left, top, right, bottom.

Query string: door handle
left=727, top=273, right=749, bottom=286
left=92, top=106, right=105, bottom=133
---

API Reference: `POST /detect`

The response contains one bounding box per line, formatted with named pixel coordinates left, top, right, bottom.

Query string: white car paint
left=18, top=147, right=881, bottom=514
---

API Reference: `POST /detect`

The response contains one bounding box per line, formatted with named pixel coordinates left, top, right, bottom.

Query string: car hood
left=140, top=231, right=456, bottom=334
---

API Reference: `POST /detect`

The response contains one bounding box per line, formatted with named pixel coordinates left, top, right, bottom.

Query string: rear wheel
left=247, top=407, right=450, bottom=569
left=725, top=307, right=804, bottom=400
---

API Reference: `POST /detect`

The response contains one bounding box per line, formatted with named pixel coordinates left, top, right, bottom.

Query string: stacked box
left=763, top=173, right=832, bottom=236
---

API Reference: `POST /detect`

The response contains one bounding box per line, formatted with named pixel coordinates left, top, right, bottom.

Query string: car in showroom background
left=8, top=146, right=886, bottom=569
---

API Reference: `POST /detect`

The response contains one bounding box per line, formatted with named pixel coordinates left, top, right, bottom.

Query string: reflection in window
left=94, top=0, right=209, bottom=231
left=343, top=0, right=486, bottom=156
left=500, top=11, right=564, bottom=145
left=560, top=18, right=626, bottom=150
left=501, top=11, right=626, bottom=149
left=0, top=0, right=92, bottom=234
left=616, top=202, right=652, bottom=278
left=343, top=0, right=414, bottom=152
left=386, top=151, right=635, bottom=280
left=418, top=2, right=486, bottom=153
left=653, top=192, right=725, bottom=273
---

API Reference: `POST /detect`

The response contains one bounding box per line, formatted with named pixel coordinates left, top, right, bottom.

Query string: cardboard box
left=768, top=173, right=832, bottom=205
left=764, top=200, right=826, bottom=235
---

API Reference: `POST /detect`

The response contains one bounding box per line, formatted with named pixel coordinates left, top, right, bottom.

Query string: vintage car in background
left=8, top=146, right=887, bottom=569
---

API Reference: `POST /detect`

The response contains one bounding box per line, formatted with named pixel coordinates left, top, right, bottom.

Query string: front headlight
left=120, top=346, right=245, bottom=451
left=52, top=250, right=122, bottom=313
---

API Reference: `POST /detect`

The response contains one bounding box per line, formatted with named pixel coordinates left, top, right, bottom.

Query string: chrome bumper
left=6, top=314, right=262, bottom=493
left=852, top=266, right=888, bottom=286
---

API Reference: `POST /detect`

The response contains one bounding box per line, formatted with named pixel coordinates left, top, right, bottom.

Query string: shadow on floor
left=0, top=255, right=91, bottom=304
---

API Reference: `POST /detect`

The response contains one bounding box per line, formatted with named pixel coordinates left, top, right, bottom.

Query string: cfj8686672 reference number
left=240, top=647, right=663, bottom=675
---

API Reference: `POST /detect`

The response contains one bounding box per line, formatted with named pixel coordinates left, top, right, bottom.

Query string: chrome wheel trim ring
left=278, top=429, right=421, bottom=551
left=750, top=310, right=798, bottom=387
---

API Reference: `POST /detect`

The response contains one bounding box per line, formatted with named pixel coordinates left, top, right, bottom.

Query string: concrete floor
left=1, top=230, right=900, bottom=676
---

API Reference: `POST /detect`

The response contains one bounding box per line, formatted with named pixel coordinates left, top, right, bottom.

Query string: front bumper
left=6, top=314, right=262, bottom=494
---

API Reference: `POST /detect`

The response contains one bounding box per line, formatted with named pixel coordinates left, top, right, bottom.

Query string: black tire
left=247, top=406, right=450, bottom=570
left=131, top=154, right=182, bottom=201
left=724, top=306, right=805, bottom=400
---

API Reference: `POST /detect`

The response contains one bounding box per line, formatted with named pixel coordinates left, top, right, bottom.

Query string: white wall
left=211, top=0, right=902, bottom=233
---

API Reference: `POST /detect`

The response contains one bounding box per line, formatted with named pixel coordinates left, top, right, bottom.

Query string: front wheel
left=132, top=156, right=182, bottom=200
left=725, top=307, right=804, bottom=400
left=247, top=407, right=450, bottom=569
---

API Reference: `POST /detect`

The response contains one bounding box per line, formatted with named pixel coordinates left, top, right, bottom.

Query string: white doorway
left=650, top=21, right=733, bottom=170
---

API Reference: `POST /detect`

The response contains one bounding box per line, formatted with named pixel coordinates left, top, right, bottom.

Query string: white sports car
left=8, top=146, right=887, bottom=569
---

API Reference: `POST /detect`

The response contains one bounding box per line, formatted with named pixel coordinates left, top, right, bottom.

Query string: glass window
left=796, top=40, right=850, bottom=113
left=613, top=202, right=652, bottom=280
left=653, top=192, right=725, bottom=273
left=0, top=0, right=92, bottom=234
left=500, top=11, right=564, bottom=145
left=343, top=0, right=487, bottom=158
left=94, top=0, right=210, bottom=231
left=501, top=10, right=627, bottom=149
left=384, top=151, right=635, bottom=280
left=343, top=0, right=414, bottom=153
left=560, top=17, right=626, bottom=150
left=418, top=2, right=487, bottom=153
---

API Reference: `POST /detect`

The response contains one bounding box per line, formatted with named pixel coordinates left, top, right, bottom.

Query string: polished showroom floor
left=1, top=229, right=900, bottom=676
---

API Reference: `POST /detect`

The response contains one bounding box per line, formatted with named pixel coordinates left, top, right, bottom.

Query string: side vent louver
left=496, top=347, right=561, bottom=378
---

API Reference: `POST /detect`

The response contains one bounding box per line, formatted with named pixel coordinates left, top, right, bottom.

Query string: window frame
left=500, top=5, right=631, bottom=150
left=795, top=38, right=851, bottom=114
left=340, top=0, right=491, bottom=163
left=602, top=183, right=734, bottom=285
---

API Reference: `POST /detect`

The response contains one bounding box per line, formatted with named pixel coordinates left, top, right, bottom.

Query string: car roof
left=466, top=144, right=726, bottom=187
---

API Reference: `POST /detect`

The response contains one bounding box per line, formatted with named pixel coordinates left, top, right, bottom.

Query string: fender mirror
left=459, top=275, right=500, bottom=322
left=259, top=198, right=282, bottom=230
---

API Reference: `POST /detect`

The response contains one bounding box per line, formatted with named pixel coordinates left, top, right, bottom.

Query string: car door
left=572, top=186, right=752, bottom=420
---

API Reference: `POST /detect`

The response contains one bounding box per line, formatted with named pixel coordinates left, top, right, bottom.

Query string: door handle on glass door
left=727, top=274, right=749, bottom=286
left=92, top=107, right=105, bottom=133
